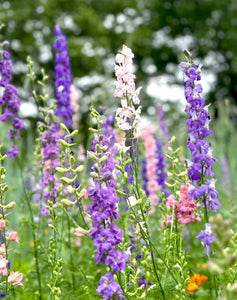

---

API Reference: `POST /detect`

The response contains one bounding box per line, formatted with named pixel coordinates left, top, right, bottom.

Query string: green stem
left=128, top=131, right=166, bottom=299
left=17, top=158, right=42, bottom=300
left=67, top=214, right=76, bottom=290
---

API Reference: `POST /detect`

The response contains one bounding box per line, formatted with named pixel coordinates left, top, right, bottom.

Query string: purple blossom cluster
left=196, top=223, right=215, bottom=255
left=97, top=273, right=124, bottom=300
left=180, top=53, right=220, bottom=254
left=155, top=139, right=169, bottom=197
left=179, top=59, right=220, bottom=212
left=0, top=48, right=24, bottom=157
left=53, top=25, right=73, bottom=128
left=32, top=123, right=61, bottom=215
left=141, top=159, right=149, bottom=197
left=88, top=116, right=128, bottom=299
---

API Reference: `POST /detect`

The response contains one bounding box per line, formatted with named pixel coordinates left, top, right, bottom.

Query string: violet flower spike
left=0, top=48, right=24, bottom=157
left=179, top=54, right=220, bottom=213
left=53, top=25, right=73, bottom=127
left=88, top=114, right=129, bottom=299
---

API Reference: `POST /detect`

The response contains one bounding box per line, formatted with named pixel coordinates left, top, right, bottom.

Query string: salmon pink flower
left=8, top=271, right=23, bottom=286
left=0, top=220, right=6, bottom=230
left=8, top=231, right=19, bottom=243
left=0, top=258, right=8, bottom=276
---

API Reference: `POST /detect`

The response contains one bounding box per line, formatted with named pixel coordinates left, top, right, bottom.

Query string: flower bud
left=60, top=123, right=69, bottom=132
left=70, top=129, right=78, bottom=137
left=56, top=167, right=69, bottom=174
left=74, top=226, right=89, bottom=237
left=3, top=201, right=16, bottom=209
left=74, top=165, right=84, bottom=173
left=99, top=156, right=108, bottom=164
left=67, top=186, right=75, bottom=194
left=61, top=199, right=75, bottom=207
left=61, top=177, right=74, bottom=184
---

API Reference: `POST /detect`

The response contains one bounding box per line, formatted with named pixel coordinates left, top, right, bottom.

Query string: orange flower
left=189, top=273, right=208, bottom=285
left=186, top=283, right=198, bottom=294
left=186, top=273, right=208, bottom=294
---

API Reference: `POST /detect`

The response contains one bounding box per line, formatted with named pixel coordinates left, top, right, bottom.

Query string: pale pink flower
left=161, top=215, right=172, bottom=228
left=0, top=219, right=6, bottom=230
left=70, top=85, right=79, bottom=112
left=0, top=244, right=6, bottom=256
left=166, top=194, right=176, bottom=208
left=8, top=231, right=19, bottom=243
left=141, top=126, right=160, bottom=207
left=0, top=258, right=8, bottom=276
left=74, top=226, right=89, bottom=237
left=114, top=45, right=142, bottom=136
left=8, top=271, right=23, bottom=286
left=163, top=185, right=201, bottom=226
left=70, top=84, right=80, bottom=127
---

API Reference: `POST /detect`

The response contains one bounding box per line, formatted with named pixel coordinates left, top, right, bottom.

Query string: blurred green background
left=1, top=0, right=237, bottom=121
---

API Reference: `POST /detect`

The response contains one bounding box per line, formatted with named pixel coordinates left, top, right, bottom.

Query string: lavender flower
left=180, top=51, right=220, bottom=255
left=0, top=48, right=24, bottom=157
left=141, top=159, right=149, bottom=197
left=53, top=25, right=73, bottom=127
left=88, top=114, right=129, bottom=298
left=31, top=122, right=61, bottom=215
left=97, top=272, right=124, bottom=300
left=196, top=223, right=215, bottom=255
left=179, top=54, right=220, bottom=213
left=155, top=139, right=169, bottom=197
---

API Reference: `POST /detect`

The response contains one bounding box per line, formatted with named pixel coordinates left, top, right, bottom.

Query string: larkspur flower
left=138, top=276, right=152, bottom=290
left=97, top=272, right=124, bottom=300
left=7, top=231, right=19, bottom=243
left=31, top=122, right=62, bottom=215
left=141, top=126, right=160, bottom=209
left=70, top=84, right=80, bottom=128
left=179, top=54, right=220, bottom=211
left=0, top=220, right=6, bottom=230
left=196, top=223, right=215, bottom=255
left=0, top=48, right=24, bottom=157
left=88, top=114, right=129, bottom=298
left=162, top=185, right=201, bottom=227
left=8, top=271, right=23, bottom=286
left=114, top=45, right=142, bottom=136
left=53, top=25, right=73, bottom=127
left=0, top=258, right=8, bottom=276
left=155, top=139, right=169, bottom=197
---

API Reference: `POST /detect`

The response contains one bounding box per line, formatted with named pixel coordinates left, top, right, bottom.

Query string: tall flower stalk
left=53, top=25, right=73, bottom=128
left=114, top=45, right=165, bottom=299
left=0, top=43, right=24, bottom=157
left=180, top=50, right=220, bottom=254
left=88, top=109, right=128, bottom=300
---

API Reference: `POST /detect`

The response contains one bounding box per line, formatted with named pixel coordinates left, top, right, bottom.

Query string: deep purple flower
left=88, top=114, right=128, bottom=298
left=179, top=55, right=220, bottom=212
left=141, top=159, right=149, bottom=196
left=0, top=49, right=24, bottom=156
left=7, top=145, right=19, bottom=157
left=53, top=25, right=73, bottom=127
left=0, top=50, right=12, bottom=86
left=97, top=273, right=125, bottom=300
left=138, top=276, right=152, bottom=290
left=196, top=223, right=215, bottom=255
left=155, top=139, right=169, bottom=197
